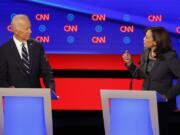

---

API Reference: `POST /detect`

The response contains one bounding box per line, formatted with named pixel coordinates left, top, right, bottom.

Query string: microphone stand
left=129, top=68, right=138, bottom=90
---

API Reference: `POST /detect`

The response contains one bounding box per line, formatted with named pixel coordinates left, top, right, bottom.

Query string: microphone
left=123, top=50, right=134, bottom=90
left=129, top=66, right=138, bottom=90
left=129, top=78, right=133, bottom=90
left=123, top=50, right=138, bottom=90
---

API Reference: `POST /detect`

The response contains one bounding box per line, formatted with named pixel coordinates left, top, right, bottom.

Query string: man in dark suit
left=0, top=14, right=55, bottom=91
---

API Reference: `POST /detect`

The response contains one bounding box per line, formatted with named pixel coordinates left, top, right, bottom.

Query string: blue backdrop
left=0, top=0, right=180, bottom=54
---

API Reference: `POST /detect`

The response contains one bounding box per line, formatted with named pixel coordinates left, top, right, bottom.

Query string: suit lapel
left=9, top=39, right=23, bottom=67
left=141, top=49, right=160, bottom=77
left=142, top=49, right=149, bottom=76
left=148, top=58, right=159, bottom=76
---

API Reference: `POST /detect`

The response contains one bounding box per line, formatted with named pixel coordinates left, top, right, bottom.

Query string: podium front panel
left=110, top=98, right=152, bottom=135
left=0, top=88, right=53, bottom=135
left=4, top=96, right=46, bottom=135
left=101, top=90, right=159, bottom=135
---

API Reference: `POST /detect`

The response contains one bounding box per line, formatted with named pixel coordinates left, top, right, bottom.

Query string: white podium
left=0, top=88, right=53, bottom=135
left=101, top=90, right=164, bottom=135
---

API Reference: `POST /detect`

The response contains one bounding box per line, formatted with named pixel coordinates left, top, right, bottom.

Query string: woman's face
left=143, top=30, right=156, bottom=48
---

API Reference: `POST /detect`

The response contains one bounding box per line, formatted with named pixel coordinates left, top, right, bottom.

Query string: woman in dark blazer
left=122, top=26, right=180, bottom=134
left=122, top=26, right=180, bottom=102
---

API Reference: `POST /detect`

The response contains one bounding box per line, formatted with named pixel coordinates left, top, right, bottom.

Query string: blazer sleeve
left=39, top=45, right=55, bottom=91
left=166, top=53, right=180, bottom=99
left=126, top=49, right=147, bottom=79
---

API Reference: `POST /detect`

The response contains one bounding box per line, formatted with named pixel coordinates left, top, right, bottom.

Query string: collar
left=13, top=36, right=27, bottom=47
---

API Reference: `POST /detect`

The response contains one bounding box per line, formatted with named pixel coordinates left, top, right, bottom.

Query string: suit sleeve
left=166, top=53, right=180, bottom=99
left=39, top=45, right=55, bottom=91
left=0, top=47, right=10, bottom=87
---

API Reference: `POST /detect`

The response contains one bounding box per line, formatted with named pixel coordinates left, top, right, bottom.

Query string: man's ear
left=8, top=24, right=14, bottom=32
left=11, top=25, right=18, bottom=34
left=10, top=25, right=15, bottom=33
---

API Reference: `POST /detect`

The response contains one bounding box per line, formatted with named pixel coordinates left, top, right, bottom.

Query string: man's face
left=13, top=18, right=32, bottom=41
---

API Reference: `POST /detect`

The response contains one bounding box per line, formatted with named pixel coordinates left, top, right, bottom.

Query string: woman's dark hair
left=145, top=26, right=172, bottom=58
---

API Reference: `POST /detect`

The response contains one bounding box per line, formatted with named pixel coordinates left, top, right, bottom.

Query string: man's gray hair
left=11, top=14, right=29, bottom=28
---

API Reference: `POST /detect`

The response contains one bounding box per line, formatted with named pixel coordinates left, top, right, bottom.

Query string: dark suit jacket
left=0, top=38, right=55, bottom=90
left=127, top=49, right=180, bottom=99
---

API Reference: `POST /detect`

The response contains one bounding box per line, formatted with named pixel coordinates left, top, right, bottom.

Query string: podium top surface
left=0, top=88, right=51, bottom=98
left=101, top=90, right=166, bottom=102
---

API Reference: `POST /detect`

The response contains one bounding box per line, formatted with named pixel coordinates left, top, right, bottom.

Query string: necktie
left=21, top=43, right=31, bottom=75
